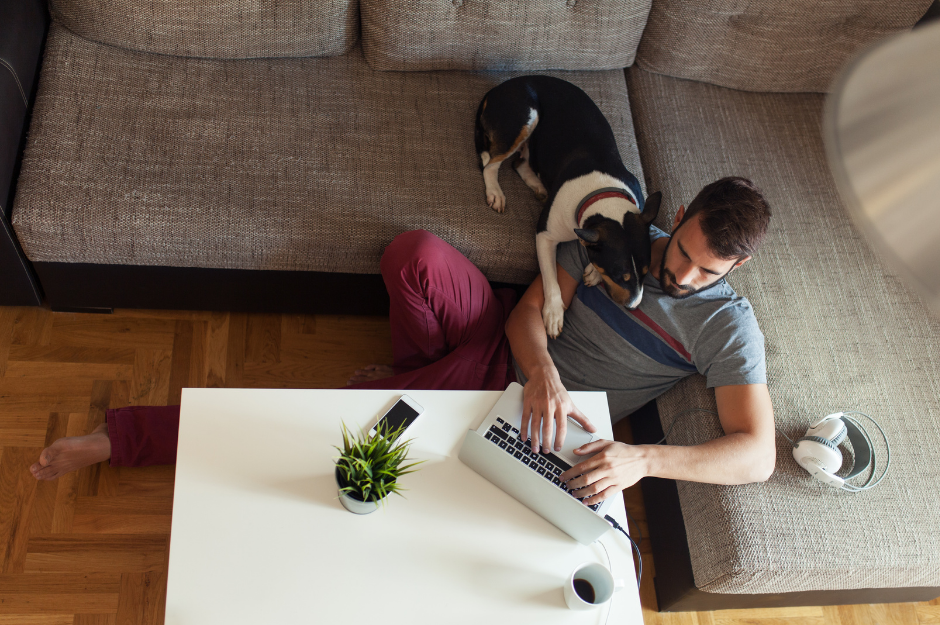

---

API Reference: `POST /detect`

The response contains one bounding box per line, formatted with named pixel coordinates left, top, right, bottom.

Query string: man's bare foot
left=347, top=364, right=396, bottom=386
left=30, top=423, right=111, bottom=480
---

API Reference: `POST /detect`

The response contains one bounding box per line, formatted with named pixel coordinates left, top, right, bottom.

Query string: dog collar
left=575, top=187, right=637, bottom=226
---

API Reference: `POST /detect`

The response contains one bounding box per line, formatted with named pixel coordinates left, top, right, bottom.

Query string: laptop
left=458, top=382, right=614, bottom=544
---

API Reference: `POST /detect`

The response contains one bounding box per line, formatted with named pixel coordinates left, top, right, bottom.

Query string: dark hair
left=679, top=177, right=771, bottom=260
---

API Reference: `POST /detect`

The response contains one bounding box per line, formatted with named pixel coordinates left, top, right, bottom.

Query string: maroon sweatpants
left=106, top=230, right=517, bottom=467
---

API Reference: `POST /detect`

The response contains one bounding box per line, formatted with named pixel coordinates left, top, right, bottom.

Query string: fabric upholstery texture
left=12, top=24, right=643, bottom=284
left=635, top=0, right=933, bottom=93
left=49, top=0, right=359, bottom=59
left=627, top=66, right=940, bottom=594
left=361, top=0, right=652, bottom=71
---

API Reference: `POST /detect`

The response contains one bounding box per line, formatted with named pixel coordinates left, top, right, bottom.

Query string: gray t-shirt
left=514, top=226, right=766, bottom=422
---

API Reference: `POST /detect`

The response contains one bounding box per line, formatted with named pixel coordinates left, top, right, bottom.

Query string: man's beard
left=658, top=238, right=730, bottom=299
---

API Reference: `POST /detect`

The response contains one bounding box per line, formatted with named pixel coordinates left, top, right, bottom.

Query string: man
left=32, top=177, right=775, bottom=505
left=508, top=176, right=775, bottom=505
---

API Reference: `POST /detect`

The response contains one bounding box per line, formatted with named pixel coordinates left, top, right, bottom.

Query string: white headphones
left=791, top=411, right=890, bottom=492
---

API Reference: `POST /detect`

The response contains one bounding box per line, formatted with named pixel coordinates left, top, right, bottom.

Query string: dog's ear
left=639, top=191, right=662, bottom=226
left=575, top=228, right=601, bottom=246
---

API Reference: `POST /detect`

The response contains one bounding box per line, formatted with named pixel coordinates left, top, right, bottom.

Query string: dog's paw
left=542, top=300, right=565, bottom=339
left=583, top=263, right=603, bottom=287
left=528, top=179, right=548, bottom=202
left=487, top=189, right=506, bottom=213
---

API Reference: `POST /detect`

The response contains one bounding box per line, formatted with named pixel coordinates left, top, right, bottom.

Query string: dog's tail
left=474, top=96, right=490, bottom=171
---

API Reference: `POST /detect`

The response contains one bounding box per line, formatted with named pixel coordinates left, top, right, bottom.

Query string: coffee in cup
left=564, top=562, right=624, bottom=610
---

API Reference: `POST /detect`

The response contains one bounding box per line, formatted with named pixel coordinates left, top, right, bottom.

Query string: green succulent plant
left=334, top=421, right=424, bottom=504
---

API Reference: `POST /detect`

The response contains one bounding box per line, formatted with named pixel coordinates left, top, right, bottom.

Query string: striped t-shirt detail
left=576, top=283, right=697, bottom=373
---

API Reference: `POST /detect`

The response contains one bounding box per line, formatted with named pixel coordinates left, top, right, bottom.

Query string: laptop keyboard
left=484, top=418, right=601, bottom=512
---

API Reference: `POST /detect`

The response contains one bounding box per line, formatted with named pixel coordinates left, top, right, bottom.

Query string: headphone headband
left=841, top=417, right=873, bottom=479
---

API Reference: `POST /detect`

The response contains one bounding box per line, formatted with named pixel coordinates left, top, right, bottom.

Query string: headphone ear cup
left=808, top=418, right=847, bottom=445
left=800, top=435, right=838, bottom=452
left=830, top=427, right=847, bottom=446
left=794, top=436, right=843, bottom=474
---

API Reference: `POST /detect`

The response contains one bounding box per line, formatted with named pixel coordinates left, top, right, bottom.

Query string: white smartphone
left=368, top=394, right=425, bottom=441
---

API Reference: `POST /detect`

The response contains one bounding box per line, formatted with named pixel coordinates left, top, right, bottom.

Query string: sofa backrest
left=361, top=0, right=653, bottom=71
left=635, top=0, right=933, bottom=92
left=49, top=0, right=359, bottom=59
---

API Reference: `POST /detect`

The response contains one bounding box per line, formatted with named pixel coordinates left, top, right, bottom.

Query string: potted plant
left=333, top=421, right=423, bottom=514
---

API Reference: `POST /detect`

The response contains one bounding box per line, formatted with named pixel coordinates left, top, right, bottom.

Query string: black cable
left=605, top=514, right=641, bottom=588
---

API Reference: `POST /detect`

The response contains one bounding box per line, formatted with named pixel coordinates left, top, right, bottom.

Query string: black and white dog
left=474, top=76, right=661, bottom=337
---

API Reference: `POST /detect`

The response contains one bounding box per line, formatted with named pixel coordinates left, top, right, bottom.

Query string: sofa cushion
left=12, top=24, right=644, bottom=285
left=49, top=0, right=358, bottom=59
left=627, top=66, right=940, bottom=594
left=361, top=0, right=652, bottom=71
left=635, top=0, right=932, bottom=93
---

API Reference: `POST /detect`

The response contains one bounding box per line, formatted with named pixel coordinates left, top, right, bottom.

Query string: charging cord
left=604, top=514, right=641, bottom=586
left=598, top=514, right=641, bottom=625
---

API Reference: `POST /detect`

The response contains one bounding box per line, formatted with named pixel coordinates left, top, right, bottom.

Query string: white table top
left=165, top=388, right=643, bottom=624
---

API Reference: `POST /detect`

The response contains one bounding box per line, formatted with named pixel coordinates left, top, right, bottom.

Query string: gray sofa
left=7, top=0, right=940, bottom=611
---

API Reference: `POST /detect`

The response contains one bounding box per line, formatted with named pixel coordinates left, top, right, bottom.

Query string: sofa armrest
left=0, top=0, right=49, bottom=305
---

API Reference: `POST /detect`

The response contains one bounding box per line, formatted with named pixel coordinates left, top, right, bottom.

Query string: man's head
left=659, top=177, right=771, bottom=299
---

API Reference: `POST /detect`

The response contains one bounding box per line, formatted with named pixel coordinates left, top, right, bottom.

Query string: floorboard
left=0, top=304, right=933, bottom=623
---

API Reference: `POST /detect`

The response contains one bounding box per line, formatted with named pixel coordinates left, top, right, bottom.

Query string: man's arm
left=560, top=382, right=776, bottom=504
left=505, top=265, right=596, bottom=454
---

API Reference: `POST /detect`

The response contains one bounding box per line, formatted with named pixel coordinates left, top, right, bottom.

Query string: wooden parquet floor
left=0, top=305, right=936, bottom=624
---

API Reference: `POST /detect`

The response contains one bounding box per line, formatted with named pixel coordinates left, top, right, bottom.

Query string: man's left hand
left=559, top=440, right=650, bottom=505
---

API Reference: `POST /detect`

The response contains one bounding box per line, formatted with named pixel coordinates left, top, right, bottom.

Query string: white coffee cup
left=564, top=562, right=625, bottom=610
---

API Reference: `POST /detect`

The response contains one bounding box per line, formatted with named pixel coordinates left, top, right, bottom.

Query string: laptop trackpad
left=556, top=419, right=597, bottom=466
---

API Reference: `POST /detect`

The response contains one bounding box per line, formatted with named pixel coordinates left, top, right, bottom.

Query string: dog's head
left=575, top=192, right=661, bottom=309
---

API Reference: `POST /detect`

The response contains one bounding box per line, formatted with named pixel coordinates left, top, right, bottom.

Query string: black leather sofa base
left=33, top=261, right=529, bottom=316
left=0, top=0, right=47, bottom=306
left=0, top=218, right=41, bottom=305
left=34, top=261, right=393, bottom=315
left=629, top=401, right=940, bottom=612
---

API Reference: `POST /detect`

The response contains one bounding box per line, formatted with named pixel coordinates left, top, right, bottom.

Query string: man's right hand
left=522, top=366, right=596, bottom=454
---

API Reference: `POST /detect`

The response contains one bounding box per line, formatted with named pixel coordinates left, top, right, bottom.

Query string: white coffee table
left=165, top=388, right=643, bottom=624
